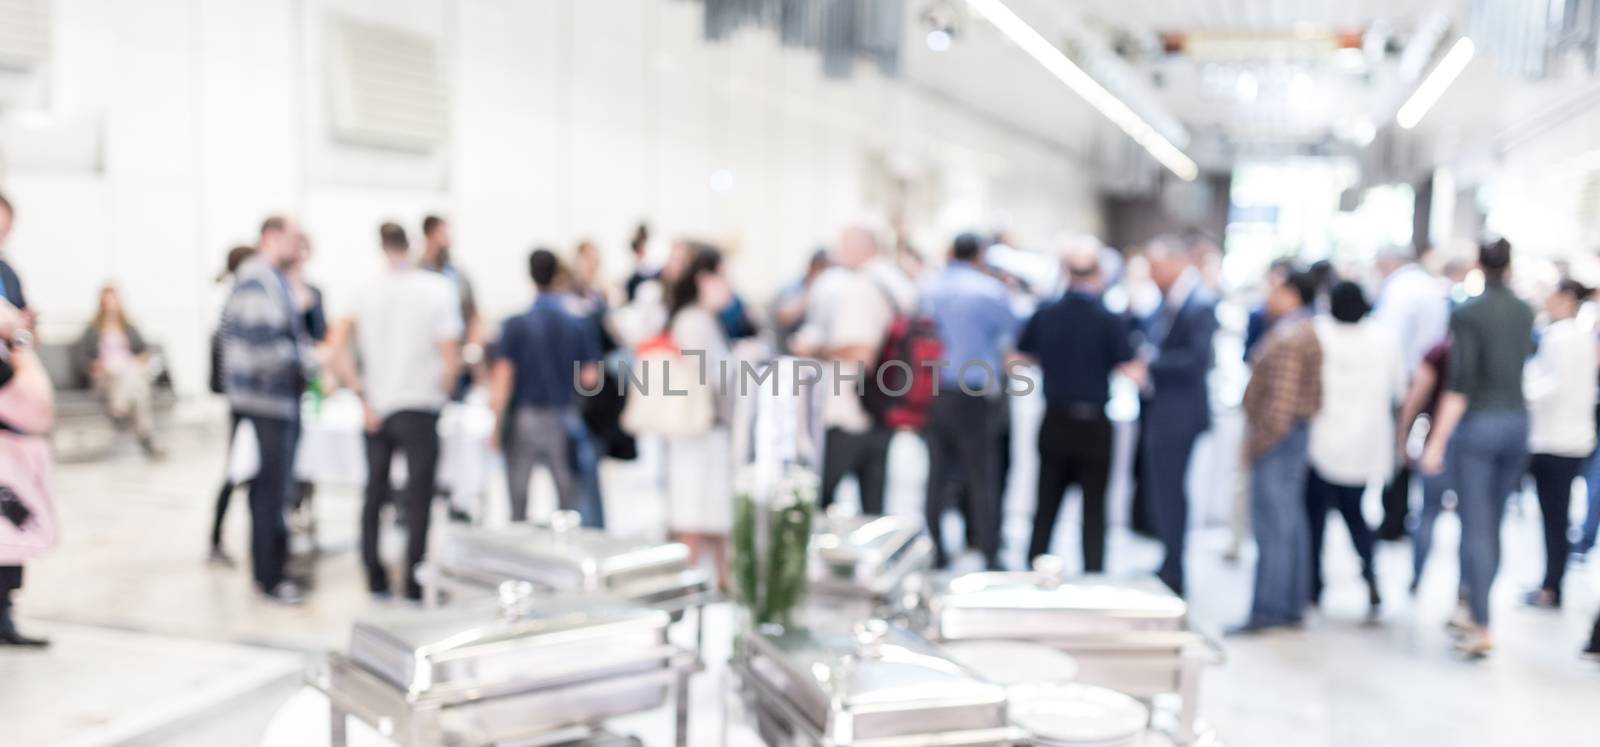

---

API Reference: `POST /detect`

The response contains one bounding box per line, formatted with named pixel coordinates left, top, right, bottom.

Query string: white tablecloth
left=227, top=392, right=495, bottom=507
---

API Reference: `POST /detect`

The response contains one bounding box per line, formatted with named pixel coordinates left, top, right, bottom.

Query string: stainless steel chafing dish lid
left=442, top=511, right=691, bottom=592
left=349, top=583, right=672, bottom=695
left=745, top=620, right=1010, bottom=743
left=810, top=509, right=934, bottom=595
left=933, top=558, right=1188, bottom=641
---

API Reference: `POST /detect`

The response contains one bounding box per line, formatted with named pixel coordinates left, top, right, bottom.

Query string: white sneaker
left=260, top=581, right=306, bottom=606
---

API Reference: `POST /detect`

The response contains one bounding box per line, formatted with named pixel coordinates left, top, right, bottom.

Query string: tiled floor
left=3, top=413, right=1599, bottom=746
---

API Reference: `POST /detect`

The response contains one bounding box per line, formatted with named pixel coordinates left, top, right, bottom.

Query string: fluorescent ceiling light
left=964, top=0, right=1198, bottom=181
left=1396, top=37, right=1475, bottom=130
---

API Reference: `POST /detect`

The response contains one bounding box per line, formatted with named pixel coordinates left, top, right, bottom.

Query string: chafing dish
left=735, top=620, right=1028, bottom=746
left=312, top=584, right=694, bottom=747
left=810, top=508, right=934, bottom=599
left=420, top=511, right=716, bottom=651
left=939, top=640, right=1080, bottom=687
left=927, top=558, right=1221, bottom=746
left=801, top=509, right=933, bottom=630
left=428, top=511, right=711, bottom=604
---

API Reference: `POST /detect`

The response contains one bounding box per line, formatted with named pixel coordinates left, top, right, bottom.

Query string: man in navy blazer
left=1137, top=237, right=1218, bottom=596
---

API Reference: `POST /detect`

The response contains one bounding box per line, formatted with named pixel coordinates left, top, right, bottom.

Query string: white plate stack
left=1008, top=683, right=1150, bottom=747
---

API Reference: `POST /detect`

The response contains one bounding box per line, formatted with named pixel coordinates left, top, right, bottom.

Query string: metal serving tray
left=809, top=509, right=935, bottom=599
left=931, top=561, right=1188, bottom=643
left=738, top=620, right=1026, bottom=747
left=926, top=559, right=1221, bottom=746
left=317, top=653, right=677, bottom=747
left=319, top=587, right=695, bottom=747
left=348, top=584, right=674, bottom=699
left=439, top=511, right=700, bottom=596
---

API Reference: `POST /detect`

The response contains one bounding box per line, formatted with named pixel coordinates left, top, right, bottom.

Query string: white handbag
left=620, top=335, right=715, bottom=439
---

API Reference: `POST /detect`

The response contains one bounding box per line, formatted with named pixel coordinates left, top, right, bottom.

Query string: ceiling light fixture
left=1396, top=36, right=1475, bottom=130
left=963, top=0, right=1198, bottom=181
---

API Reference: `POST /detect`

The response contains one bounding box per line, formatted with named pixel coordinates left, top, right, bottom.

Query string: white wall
left=0, top=0, right=1101, bottom=397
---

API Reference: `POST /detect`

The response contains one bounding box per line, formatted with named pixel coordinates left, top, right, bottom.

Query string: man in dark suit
left=1138, top=236, right=1218, bottom=596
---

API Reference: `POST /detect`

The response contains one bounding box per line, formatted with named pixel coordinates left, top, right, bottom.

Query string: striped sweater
left=220, top=258, right=316, bottom=419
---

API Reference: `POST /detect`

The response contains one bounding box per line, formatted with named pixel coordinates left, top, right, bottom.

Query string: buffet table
left=226, top=392, right=495, bottom=509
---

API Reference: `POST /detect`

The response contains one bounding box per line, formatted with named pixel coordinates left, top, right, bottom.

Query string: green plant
left=732, top=489, right=814, bottom=627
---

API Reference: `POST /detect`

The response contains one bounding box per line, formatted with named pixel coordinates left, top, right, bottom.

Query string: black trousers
left=1030, top=406, right=1112, bottom=573
left=1128, top=410, right=1155, bottom=538
left=362, top=410, right=441, bottom=599
left=925, top=392, right=1001, bottom=568
left=1305, top=469, right=1377, bottom=604
left=1530, top=452, right=1585, bottom=596
left=821, top=426, right=891, bottom=516
left=1378, top=465, right=1412, bottom=539
left=950, top=395, right=1012, bottom=550
left=0, top=565, right=20, bottom=603
left=244, top=414, right=298, bottom=592
left=212, top=409, right=245, bottom=549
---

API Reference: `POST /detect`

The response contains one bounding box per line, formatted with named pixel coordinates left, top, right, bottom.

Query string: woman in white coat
left=1307, top=281, right=1406, bottom=615
left=661, top=246, right=737, bottom=591
left=1523, top=278, right=1597, bottom=609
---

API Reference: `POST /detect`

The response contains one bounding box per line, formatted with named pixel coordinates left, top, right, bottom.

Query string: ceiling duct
left=702, top=0, right=906, bottom=79
left=1470, top=0, right=1600, bottom=78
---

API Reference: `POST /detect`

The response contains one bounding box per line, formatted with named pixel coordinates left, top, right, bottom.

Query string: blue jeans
left=1454, top=411, right=1530, bottom=627
left=1246, top=425, right=1312, bottom=629
left=1412, top=441, right=1457, bottom=587
left=563, top=410, right=605, bottom=529
left=1578, top=452, right=1600, bottom=555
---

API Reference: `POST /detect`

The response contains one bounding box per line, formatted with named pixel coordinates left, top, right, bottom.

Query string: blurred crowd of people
left=0, top=184, right=1598, bottom=663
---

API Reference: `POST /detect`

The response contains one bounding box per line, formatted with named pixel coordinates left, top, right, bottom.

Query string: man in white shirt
left=332, top=223, right=463, bottom=601
left=793, top=225, right=916, bottom=516
left=1371, top=246, right=1450, bottom=541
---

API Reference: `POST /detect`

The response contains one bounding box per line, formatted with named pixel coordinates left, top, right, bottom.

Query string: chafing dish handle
left=498, top=579, right=538, bottom=620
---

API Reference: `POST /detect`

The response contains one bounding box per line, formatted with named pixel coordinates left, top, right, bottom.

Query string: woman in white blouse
left=662, top=246, right=736, bottom=591
left=1523, top=278, right=1597, bottom=609
left=1307, top=281, right=1406, bottom=615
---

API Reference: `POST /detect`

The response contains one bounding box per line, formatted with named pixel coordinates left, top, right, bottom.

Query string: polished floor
left=3, top=411, right=1598, bottom=747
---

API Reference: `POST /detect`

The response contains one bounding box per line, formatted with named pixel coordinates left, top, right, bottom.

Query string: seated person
left=72, top=286, right=161, bottom=457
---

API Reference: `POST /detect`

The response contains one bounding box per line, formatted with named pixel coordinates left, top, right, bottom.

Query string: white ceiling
left=900, top=0, right=1600, bottom=182
left=1058, top=0, right=1452, bottom=32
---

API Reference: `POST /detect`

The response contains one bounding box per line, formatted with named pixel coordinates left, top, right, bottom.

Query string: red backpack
left=861, top=304, right=943, bottom=430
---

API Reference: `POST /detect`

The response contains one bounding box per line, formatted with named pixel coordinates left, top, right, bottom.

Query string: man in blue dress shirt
left=922, top=233, right=1020, bottom=569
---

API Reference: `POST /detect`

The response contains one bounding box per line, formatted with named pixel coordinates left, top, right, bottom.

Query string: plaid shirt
left=1242, top=315, right=1322, bottom=460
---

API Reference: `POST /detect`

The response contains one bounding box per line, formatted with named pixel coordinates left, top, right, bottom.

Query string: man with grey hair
left=1372, top=243, right=1449, bottom=541
left=1136, top=235, right=1217, bottom=595
left=795, top=225, right=916, bottom=516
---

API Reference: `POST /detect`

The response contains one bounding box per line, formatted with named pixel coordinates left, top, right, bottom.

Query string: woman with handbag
left=0, top=299, right=55, bottom=647
left=659, top=247, right=736, bottom=591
